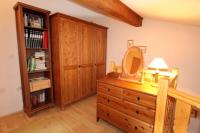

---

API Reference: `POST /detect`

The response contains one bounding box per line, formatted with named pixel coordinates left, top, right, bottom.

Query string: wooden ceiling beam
left=72, top=0, right=143, bottom=27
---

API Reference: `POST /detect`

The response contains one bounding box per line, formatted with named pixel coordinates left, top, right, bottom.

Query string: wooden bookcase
left=14, top=2, right=54, bottom=116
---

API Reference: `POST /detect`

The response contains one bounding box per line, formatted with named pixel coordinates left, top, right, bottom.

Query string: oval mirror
left=121, top=46, right=144, bottom=81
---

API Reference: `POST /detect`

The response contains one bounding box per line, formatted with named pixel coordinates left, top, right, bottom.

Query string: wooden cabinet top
left=50, top=13, right=108, bottom=29
left=98, top=77, right=158, bottom=96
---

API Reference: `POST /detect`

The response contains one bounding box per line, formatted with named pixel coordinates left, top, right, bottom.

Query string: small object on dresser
left=106, top=72, right=120, bottom=78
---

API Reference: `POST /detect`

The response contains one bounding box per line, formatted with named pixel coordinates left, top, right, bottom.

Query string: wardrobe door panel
left=81, top=24, right=94, bottom=65
left=63, top=68, right=80, bottom=104
left=61, top=18, right=82, bottom=67
left=79, top=66, right=94, bottom=97
left=95, top=28, right=107, bottom=64
left=96, top=64, right=106, bottom=80
left=95, top=28, right=107, bottom=83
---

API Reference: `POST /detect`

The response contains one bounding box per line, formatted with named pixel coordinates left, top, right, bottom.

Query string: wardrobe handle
left=136, top=110, right=139, bottom=114
left=137, top=97, right=140, bottom=101
left=134, top=126, right=138, bottom=130
left=107, top=99, right=110, bottom=103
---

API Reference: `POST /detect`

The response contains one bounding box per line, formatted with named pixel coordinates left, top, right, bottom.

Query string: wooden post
left=173, top=100, right=191, bottom=133
left=72, top=0, right=143, bottom=27
left=154, top=79, right=169, bottom=133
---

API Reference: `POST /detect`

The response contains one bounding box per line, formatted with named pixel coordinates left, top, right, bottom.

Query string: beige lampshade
left=148, top=58, right=168, bottom=70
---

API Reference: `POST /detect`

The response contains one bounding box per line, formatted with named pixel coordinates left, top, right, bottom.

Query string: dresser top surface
left=98, top=77, right=158, bottom=96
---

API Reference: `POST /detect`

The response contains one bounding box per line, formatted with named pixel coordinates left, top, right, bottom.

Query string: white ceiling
left=120, top=0, right=200, bottom=26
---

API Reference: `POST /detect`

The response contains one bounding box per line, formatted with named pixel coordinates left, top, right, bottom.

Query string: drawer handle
left=136, top=110, right=139, bottom=114
left=137, top=97, right=140, bottom=101
left=134, top=126, right=138, bottom=130
left=107, top=99, right=110, bottom=103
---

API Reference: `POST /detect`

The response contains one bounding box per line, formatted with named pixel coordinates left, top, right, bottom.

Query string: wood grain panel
left=63, top=68, right=80, bottom=105
left=97, top=93, right=124, bottom=112
left=51, top=16, right=62, bottom=107
left=81, top=24, right=95, bottom=65
left=61, top=18, right=81, bottom=67
left=96, top=64, right=106, bottom=80
left=95, top=28, right=106, bottom=64
left=123, top=89, right=156, bottom=109
left=173, top=100, right=191, bottom=133
left=72, top=0, right=143, bottom=27
left=97, top=103, right=127, bottom=131
left=97, top=92, right=155, bottom=125
left=79, top=66, right=94, bottom=97
left=51, top=13, right=107, bottom=109
left=126, top=116, right=154, bottom=133
left=98, top=83, right=122, bottom=99
left=153, top=79, right=168, bottom=133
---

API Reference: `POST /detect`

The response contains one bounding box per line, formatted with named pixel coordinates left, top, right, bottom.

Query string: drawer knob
left=107, top=99, right=110, bottom=103
left=107, top=113, right=110, bottom=116
left=134, top=126, right=138, bottom=130
left=136, top=110, right=139, bottom=114
left=137, top=97, right=140, bottom=101
left=107, top=88, right=110, bottom=92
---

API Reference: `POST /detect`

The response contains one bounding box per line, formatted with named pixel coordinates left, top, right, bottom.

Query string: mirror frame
left=121, top=46, right=144, bottom=81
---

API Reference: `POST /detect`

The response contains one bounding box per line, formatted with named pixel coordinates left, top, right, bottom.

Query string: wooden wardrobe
left=50, top=13, right=107, bottom=109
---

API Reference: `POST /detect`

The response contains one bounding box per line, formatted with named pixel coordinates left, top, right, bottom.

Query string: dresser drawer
left=97, top=93, right=124, bottom=112
left=123, top=89, right=156, bottom=109
left=123, top=101, right=155, bottom=125
left=98, top=83, right=122, bottom=98
left=97, top=103, right=127, bottom=130
left=126, top=116, right=154, bottom=133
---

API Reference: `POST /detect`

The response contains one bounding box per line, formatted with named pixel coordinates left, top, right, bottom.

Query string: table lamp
left=148, top=58, right=168, bottom=83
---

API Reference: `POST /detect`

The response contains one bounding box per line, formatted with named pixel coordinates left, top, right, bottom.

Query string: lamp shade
left=148, top=58, right=168, bottom=70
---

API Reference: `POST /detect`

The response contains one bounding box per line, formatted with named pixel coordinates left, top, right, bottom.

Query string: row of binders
left=24, top=29, right=48, bottom=49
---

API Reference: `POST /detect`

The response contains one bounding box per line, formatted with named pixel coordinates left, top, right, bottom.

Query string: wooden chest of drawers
left=97, top=78, right=158, bottom=133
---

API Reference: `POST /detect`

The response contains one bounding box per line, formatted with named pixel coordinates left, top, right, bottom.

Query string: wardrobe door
left=95, top=28, right=107, bottom=65
left=61, top=18, right=82, bottom=104
left=79, top=66, right=94, bottom=96
left=94, top=28, right=107, bottom=89
left=79, top=24, right=95, bottom=96
left=63, top=68, right=79, bottom=104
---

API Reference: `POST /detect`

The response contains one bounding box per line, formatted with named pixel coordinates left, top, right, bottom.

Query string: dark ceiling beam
left=71, top=0, right=143, bottom=27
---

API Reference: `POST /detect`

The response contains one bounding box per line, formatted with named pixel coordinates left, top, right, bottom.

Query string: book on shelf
left=43, top=31, right=48, bottom=48
left=24, top=29, right=48, bottom=49
left=24, top=12, right=44, bottom=28
left=31, top=90, right=46, bottom=106
left=27, top=51, right=47, bottom=72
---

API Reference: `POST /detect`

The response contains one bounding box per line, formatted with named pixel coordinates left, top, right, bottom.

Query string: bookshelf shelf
left=26, top=48, right=49, bottom=51
left=24, top=26, right=48, bottom=31
left=14, top=2, right=54, bottom=116
left=30, top=87, right=50, bottom=93
left=28, top=69, right=49, bottom=74
left=31, top=103, right=54, bottom=112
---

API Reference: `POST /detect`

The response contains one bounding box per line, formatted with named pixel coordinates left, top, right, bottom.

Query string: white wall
left=92, top=17, right=200, bottom=97
left=0, top=0, right=199, bottom=132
